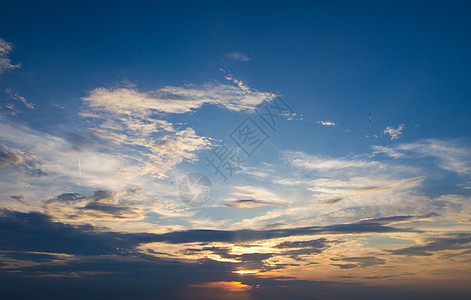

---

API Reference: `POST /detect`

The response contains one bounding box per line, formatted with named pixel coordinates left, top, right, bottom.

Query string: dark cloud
left=10, top=195, right=25, bottom=203
left=0, top=145, right=24, bottom=168
left=388, top=234, right=471, bottom=256
left=90, top=190, right=114, bottom=201
left=321, top=197, right=343, bottom=205
left=364, top=273, right=415, bottom=280
left=356, top=213, right=438, bottom=225
left=1, top=251, right=62, bottom=263
left=1, top=209, right=470, bottom=299
left=0, top=145, right=46, bottom=177
left=180, top=245, right=277, bottom=270
left=156, top=218, right=420, bottom=244
left=47, top=190, right=113, bottom=204
left=45, top=190, right=140, bottom=219
left=46, top=193, right=87, bottom=203
left=274, top=238, right=341, bottom=258
left=64, top=132, right=105, bottom=151
left=222, top=199, right=276, bottom=209
left=331, top=263, right=357, bottom=269
left=0, top=209, right=134, bottom=256
left=24, top=167, right=47, bottom=177
left=275, top=238, right=333, bottom=249
left=0, top=209, right=423, bottom=259
left=330, top=256, right=386, bottom=268
left=80, top=201, right=135, bottom=216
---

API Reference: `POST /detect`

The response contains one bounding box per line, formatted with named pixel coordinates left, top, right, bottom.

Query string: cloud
left=222, top=199, right=277, bottom=209
left=0, top=209, right=415, bottom=257
left=317, top=121, right=337, bottom=126
left=0, top=209, right=131, bottom=255
left=331, top=263, right=358, bottom=269
left=0, top=37, right=20, bottom=74
left=0, top=117, right=150, bottom=194
left=0, top=144, right=46, bottom=177
left=2, top=208, right=471, bottom=299
left=188, top=281, right=252, bottom=292
left=374, top=139, right=471, bottom=176
left=372, top=145, right=407, bottom=158
left=319, top=197, right=344, bottom=205
left=82, top=82, right=274, bottom=115
left=81, top=79, right=275, bottom=178
left=4, top=89, right=34, bottom=109
left=151, top=217, right=419, bottom=244
left=225, top=52, right=250, bottom=62
left=10, top=195, right=25, bottom=203
left=384, top=124, right=405, bottom=140
left=330, top=256, right=386, bottom=268
left=234, top=147, right=438, bottom=230
left=44, top=189, right=146, bottom=221
left=220, top=70, right=251, bottom=92
left=388, top=234, right=471, bottom=256
left=273, top=238, right=340, bottom=257
left=397, top=139, right=471, bottom=175
left=284, top=151, right=383, bottom=172
left=0, top=145, right=27, bottom=168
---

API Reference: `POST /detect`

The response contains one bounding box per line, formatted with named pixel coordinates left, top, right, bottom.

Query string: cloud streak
left=225, top=52, right=250, bottom=62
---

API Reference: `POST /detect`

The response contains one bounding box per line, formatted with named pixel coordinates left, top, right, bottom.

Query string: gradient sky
left=1, top=1, right=471, bottom=299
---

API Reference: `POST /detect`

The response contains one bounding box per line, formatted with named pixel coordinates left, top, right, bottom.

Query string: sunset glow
left=1, top=1, right=471, bottom=299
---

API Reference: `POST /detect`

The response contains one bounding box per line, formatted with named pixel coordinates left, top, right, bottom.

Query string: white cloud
left=283, top=151, right=384, bottom=172
left=222, top=148, right=436, bottom=229
left=372, top=145, right=407, bottom=158
left=384, top=124, right=405, bottom=140
left=81, top=79, right=275, bottom=178
left=82, top=82, right=274, bottom=115
left=0, top=37, right=20, bottom=74
left=317, top=121, right=337, bottom=126
left=0, top=116, right=192, bottom=230
left=225, top=52, right=250, bottom=62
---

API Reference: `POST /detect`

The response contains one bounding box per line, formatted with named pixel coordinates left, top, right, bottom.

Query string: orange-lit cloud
left=188, top=281, right=252, bottom=292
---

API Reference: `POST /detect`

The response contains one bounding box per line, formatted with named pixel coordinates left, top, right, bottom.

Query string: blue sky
left=1, top=1, right=471, bottom=299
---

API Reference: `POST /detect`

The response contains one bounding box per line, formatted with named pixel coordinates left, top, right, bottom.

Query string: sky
left=1, top=1, right=471, bottom=299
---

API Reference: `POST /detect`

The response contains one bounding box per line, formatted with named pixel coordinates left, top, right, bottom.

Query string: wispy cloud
left=384, top=124, right=405, bottom=140
left=283, top=151, right=384, bottom=172
left=225, top=52, right=250, bottom=62
left=4, top=89, right=34, bottom=109
left=372, top=145, right=407, bottom=158
left=374, top=139, right=471, bottom=176
left=0, top=37, right=20, bottom=74
left=81, top=80, right=275, bottom=178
